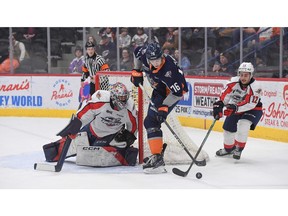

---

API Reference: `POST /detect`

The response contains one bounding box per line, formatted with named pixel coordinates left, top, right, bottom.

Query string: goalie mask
left=110, top=82, right=130, bottom=111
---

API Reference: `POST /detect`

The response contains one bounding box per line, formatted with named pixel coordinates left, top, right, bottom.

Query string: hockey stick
left=139, top=84, right=206, bottom=167
left=34, top=114, right=82, bottom=172
left=34, top=136, right=72, bottom=172
left=172, top=119, right=216, bottom=177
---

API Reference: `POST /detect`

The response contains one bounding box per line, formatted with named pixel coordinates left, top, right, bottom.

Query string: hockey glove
left=213, top=100, right=224, bottom=120
left=115, top=129, right=137, bottom=147
left=130, top=69, right=143, bottom=87
left=224, top=104, right=238, bottom=116
left=157, top=105, right=169, bottom=123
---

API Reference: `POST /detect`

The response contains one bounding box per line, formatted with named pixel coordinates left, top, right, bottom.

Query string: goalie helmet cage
left=95, top=71, right=209, bottom=164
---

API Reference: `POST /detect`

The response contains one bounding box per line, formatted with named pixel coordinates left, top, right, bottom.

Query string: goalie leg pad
left=124, top=147, right=138, bottom=166
left=76, top=146, right=138, bottom=167
left=43, top=137, right=65, bottom=162
left=68, top=131, right=89, bottom=156
left=42, top=132, right=89, bottom=162
left=76, top=146, right=124, bottom=167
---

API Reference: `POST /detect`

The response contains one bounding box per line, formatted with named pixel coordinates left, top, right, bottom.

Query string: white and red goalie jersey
left=76, top=90, right=138, bottom=138
left=220, top=76, right=262, bottom=113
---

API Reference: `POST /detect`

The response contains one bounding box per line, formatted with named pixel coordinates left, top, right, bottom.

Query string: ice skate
left=233, top=147, right=242, bottom=160
left=143, top=154, right=167, bottom=174
left=216, top=146, right=235, bottom=157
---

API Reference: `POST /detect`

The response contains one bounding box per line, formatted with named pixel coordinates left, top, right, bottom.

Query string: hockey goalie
left=42, top=82, right=138, bottom=167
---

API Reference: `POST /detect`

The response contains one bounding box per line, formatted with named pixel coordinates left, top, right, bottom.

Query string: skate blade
left=233, top=155, right=241, bottom=160
left=143, top=166, right=167, bottom=174
left=215, top=154, right=233, bottom=158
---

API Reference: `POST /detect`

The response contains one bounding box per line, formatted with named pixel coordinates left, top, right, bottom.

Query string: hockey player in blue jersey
left=130, top=42, right=188, bottom=174
left=213, top=62, right=263, bottom=160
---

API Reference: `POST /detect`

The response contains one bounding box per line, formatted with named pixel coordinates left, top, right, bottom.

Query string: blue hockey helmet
left=145, top=42, right=162, bottom=60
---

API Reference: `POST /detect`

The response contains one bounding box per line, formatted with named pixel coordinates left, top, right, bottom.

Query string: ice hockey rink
left=1, top=116, right=288, bottom=189
left=1, top=116, right=287, bottom=215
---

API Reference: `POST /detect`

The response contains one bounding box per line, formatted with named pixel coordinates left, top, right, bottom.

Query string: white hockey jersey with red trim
left=76, top=90, right=137, bottom=138
left=220, top=76, right=262, bottom=113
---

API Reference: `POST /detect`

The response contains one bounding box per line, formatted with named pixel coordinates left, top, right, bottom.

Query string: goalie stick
left=34, top=136, right=72, bottom=172
left=139, top=84, right=206, bottom=167
left=172, top=119, right=216, bottom=177
left=34, top=114, right=82, bottom=172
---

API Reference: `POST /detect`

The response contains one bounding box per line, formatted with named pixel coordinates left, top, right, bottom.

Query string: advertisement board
left=0, top=74, right=287, bottom=141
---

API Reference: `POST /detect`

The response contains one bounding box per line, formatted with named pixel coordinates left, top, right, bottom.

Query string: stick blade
left=172, top=168, right=188, bottom=177
left=34, top=163, right=57, bottom=172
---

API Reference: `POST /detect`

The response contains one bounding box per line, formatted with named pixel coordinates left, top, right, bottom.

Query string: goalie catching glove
left=130, top=69, right=143, bottom=87
left=114, top=129, right=137, bottom=147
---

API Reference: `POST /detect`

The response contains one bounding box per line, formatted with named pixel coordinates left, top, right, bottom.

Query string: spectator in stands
left=162, top=27, right=178, bottom=51
left=23, top=28, right=36, bottom=40
left=272, top=69, right=288, bottom=78
left=212, top=27, right=237, bottom=52
left=0, top=58, right=19, bottom=73
left=69, top=46, right=84, bottom=74
left=12, top=32, right=29, bottom=63
left=118, top=27, right=131, bottom=51
left=163, top=48, right=170, bottom=55
left=99, top=27, right=116, bottom=43
left=232, top=28, right=259, bottom=47
left=212, top=52, right=236, bottom=76
left=131, top=28, right=148, bottom=48
left=257, top=27, right=282, bottom=66
left=99, top=34, right=117, bottom=70
left=0, top=32, right=29, bottom=73
left=22, top=27, right=36, bottom=53
left=173, top=49, right=191, bottom=73
left=120, top=47, right=133, bottom=71
left=87, top=34, right=97, bottom=50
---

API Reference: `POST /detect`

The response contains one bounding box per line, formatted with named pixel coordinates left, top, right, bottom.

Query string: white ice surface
left=0, top=116, right=287, bottom=215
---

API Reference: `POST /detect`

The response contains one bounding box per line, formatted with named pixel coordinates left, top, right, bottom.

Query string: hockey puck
left=196, top=172, right=202, bottom=179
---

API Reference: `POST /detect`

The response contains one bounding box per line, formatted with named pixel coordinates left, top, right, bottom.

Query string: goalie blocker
left=43, top=129, right=138, bottom=167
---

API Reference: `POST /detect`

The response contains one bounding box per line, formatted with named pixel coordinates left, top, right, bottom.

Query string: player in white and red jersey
left=213, top=62, right=263, bottom=160
left=43, top=82, right=138, bottom=167
left=77, top=83, right=137, bottom=141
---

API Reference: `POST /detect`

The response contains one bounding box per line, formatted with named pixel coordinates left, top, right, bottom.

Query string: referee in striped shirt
left=81, top=41, right=110, bottom=98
